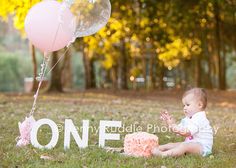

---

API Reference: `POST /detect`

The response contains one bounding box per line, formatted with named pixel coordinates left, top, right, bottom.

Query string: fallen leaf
left=40, top=155, right=54, bottom=161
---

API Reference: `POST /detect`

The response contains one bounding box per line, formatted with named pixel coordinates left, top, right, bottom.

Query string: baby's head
left=182, top=88, right=207, bottom=118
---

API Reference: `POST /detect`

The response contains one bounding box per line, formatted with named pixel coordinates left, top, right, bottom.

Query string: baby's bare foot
left=151, top=147, right=163, bottom=156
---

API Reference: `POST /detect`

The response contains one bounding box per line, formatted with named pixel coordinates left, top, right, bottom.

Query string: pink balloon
left=25, top=0, right=75, bottom=52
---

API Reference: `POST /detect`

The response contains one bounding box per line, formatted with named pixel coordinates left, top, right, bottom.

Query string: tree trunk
left=214, top=1, right=224, bottom=90
left=208, top=39, right=217, bottom=89
left=111, top=65, right=118, bottom=89
left=83, top=47, right=89, bottom=89
left=29, top=43, right=38, bottom=92
left=119, top=40, right=128, bottom=89
left=181, top=60, right=189, bottom=88
left=150, top=50, right=156, bottom=89
left=202, top=29, right=213, bottom=89
left=90, top=58, right=96, bottom=88
left=200, top=26, right=211, bottom=89
left=158, top=62, right=165, bottom=90
left=194, top=56, right=201, bottom=87
left=83, top=46, right=96, bottom=89
left=219, top=16, right=227, bottom=90
left=221, top=44, right=227, bottom=89
left=48, top=51, right=63, bottom=92
left=205, top=37, right=214, bottom=89
left=104, top=69, right=112, bottom=88
left=141, top=44, right=147, bottom=89
left=61, top=48, right=73, bottom=89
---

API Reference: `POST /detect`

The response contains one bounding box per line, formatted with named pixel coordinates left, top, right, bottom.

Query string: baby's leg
left=152, top=142, right=181, bottom=155
left=158, top=142, right=181, bottom=151
left=154, top=142, right=202, bottom=157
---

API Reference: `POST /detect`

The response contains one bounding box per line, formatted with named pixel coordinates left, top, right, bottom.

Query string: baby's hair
left=182, top=88, right=207, bottom=110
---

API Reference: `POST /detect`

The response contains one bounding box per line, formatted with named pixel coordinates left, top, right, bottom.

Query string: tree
left=0, top=0, right=41, bottom=91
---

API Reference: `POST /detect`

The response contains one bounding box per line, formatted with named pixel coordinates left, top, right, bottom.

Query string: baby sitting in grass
left=152, top=88, right=213, bottom=157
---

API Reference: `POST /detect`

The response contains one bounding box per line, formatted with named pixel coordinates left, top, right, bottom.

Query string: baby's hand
left=160, top=110, right=175, bottom=126
left=160, top=109, right=170, bottom=121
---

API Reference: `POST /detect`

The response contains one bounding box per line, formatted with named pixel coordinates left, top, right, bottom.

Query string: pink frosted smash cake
left=124, top=132, right=159, bottom=157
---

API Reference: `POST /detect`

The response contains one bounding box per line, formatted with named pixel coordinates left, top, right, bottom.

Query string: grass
left=0, top=90, right=236, bottom=168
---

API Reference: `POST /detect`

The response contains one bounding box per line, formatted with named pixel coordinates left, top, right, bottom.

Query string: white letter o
left=30, top=118, right=59, bottom=149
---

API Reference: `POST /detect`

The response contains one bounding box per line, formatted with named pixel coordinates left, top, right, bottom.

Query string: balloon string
left=46, top=46, right=70, bottom=75
left=51, top=23, right=61, bottom=52
left=29, top=53, right=50, bottom=117
left=29, top=22, right=61, bottom=116
left=46, top=18, right=72, bottom=75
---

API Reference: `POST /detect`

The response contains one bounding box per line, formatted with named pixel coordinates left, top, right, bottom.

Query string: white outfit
left=178, top=111, right=213, bottom=156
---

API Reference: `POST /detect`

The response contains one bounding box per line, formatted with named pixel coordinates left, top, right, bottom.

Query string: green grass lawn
left=0, top=90, right=236, bottom=168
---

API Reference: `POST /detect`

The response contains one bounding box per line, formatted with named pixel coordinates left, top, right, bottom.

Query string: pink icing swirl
left=124, top=132, right=159, bottom=157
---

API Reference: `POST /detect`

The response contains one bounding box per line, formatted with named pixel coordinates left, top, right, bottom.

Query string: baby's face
left=182, top=93, right=203, bottom=118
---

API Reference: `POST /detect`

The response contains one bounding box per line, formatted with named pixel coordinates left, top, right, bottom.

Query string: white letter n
left=64, top=119, right=89, bottom=149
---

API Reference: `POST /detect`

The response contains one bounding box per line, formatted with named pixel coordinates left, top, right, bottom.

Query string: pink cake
left=124, top=132, right=159, bottom=157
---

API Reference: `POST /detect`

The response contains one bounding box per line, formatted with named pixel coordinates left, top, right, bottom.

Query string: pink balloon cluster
left=24, top=0, right=75, bottom=52
left=25, top=0, right=111, bottom=53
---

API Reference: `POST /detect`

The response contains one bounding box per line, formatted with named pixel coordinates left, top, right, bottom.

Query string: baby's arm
left=168, top=124, right=191, bottom=137
left=160, top=110, right=191, bottom=137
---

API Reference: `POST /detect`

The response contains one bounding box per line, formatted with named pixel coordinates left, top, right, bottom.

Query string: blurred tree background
left=0, top=0, right=235, bottom=92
